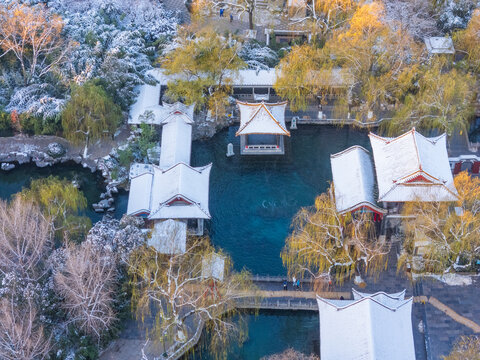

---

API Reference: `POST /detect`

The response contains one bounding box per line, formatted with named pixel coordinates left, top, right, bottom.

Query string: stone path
left=415, top=296, right=480, bottom=333
left=419, top=276, right=480, bottom=359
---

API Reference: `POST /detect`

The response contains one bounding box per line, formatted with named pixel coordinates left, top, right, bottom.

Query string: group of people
left=219, top=8, right=234, bottom=22
left=283, top=276, right=301, bottom=291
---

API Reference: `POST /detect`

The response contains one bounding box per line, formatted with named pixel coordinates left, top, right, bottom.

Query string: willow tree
left=282, top=189, right=389, bottom=288
left=18, top=176, right=90, bottom=242
left=274, top=44, right=333, bottom=112
left=444, top=336, right=480, bottom=360
left=288, top=0, right=357, bottom=39
left=400, top=172, right=480, bottom=273
left=454, top=9, right=480, bottom=72
left=275, top=2, right=422, bottom=118
left=387, top=56, right=475, bottom=135
left=61, top=81, right=122, bottom=157
left=160, top=28, right=245, bottom=121
left=264, top=349, right=319, bottom=360
left=328, top=1, right=422, bottom=121
left=128, top=236, right=255, bottom=358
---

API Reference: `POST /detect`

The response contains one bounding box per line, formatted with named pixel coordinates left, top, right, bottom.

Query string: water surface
left=191, top=125, right=370, bottom=275
left=186, top=311, right=320, bottom=360
left=0, top=161, right=111, bottom=222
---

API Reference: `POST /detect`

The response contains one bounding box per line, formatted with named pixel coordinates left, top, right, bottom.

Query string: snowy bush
left=239, top=41, right=279, bottom=70
left=6, top=84, right=66, bottom=119
left=85, top=215, right=146, bottom=262
left=437, top=0, right=478, bottom=33
left=0, top=0, right=178, bottom=119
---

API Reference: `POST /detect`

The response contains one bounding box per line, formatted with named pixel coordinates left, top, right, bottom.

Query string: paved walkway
left=415, top=295, right=480, bottom=333
left=419, top=276, right=480, bottom=359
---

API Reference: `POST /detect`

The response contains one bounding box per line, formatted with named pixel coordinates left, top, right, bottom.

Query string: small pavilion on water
left=235, top=100, right=290, bottom=155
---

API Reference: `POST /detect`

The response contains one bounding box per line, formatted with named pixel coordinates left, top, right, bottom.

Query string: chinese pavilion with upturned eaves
left=235, top=100, right=290, bottom=155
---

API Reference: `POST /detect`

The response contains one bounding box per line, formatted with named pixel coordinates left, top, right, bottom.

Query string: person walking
left=283, top=280, right=288, bottom=291
left=230, top=13, right=233, bottom=22
left=220, top=8, right=224, bottom=17
left=292, top=276, right=296, bottom=290
left=296, top=279, right=300, bottom=291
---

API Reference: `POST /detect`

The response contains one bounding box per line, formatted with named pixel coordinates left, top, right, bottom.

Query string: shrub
left=0, top=110, right=12, bottom=136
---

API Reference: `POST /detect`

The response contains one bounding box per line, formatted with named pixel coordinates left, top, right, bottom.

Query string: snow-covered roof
left=151, top=163, right=212, bottom=220
left=236, top=101, right=290, bottom=136
left=149, top=219, right=187, bottom=255
left=369, top=128, right=458, bottom=202
left=317, top=290, right=415, bottom=360
left=235, top=69, right=277, bottom=86
left=330, top=146, right=385, bottom=215
left=424, top=37, right=455, bottom=54
left=128, top=85, right=195, bottom=126
left=159, top=105, right=193, bottom=169
left=147, top=68, right=352, bottom=88
left=202, top=253, right=226, bottom=282
left=129, top=79, right=161, bottom=125
left=127, top=163, right=212, bottom=220
left=158, top=102, right=195, bottom=125
left=127, top=165, right=154, bottom=216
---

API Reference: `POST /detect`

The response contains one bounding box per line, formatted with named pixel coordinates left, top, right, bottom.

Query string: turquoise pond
left=191, top=125, right=370, bottom=275
left=0, top=161, right=125, bottom=223
left=186, top=311, right=320, bottom=359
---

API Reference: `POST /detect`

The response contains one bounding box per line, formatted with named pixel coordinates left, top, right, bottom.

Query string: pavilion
left=330, top=145, right=386, bottom=219
left=317, top=289, right=415, bottom=360
left=235, top=100, right=290, bottom=155
left=369, top=128, right=458, bottom=210
left=424, top=36, right=455, bottom=55
left=127, top=162, right=212, bottom=237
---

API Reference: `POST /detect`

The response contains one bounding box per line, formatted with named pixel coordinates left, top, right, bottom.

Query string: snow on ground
left=413, top=273, right=476, bottom=286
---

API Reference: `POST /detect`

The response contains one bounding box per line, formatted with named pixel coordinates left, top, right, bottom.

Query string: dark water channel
left=186, top=310, right=320, bottom=360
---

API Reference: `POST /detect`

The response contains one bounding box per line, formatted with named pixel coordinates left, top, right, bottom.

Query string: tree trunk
left=249, top=10, right=254, bottom=30
left=83, top=133, right=89, bottom=158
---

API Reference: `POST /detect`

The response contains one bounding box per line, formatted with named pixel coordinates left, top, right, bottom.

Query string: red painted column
left=453, top=162, right=462, bottom=175
left=472, top=161, right=480, bottom=174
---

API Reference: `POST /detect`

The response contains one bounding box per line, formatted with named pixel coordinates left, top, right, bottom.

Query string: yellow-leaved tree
left=388, top=57, right=475, bottom=136
left=128, top=236, right=257, bottom=359
left=288, top=0, right=357, bottom=39
left=273, top=44, right=335, bottom=112
left=454, top=9, right=480, bottom=72
left=400, top=171, right=480, bottom=274
left=282, top=189, right=389, bottom=288
left=275, top=1, right=422, bottom=120
left=160, top=28, right=245, bottom=122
